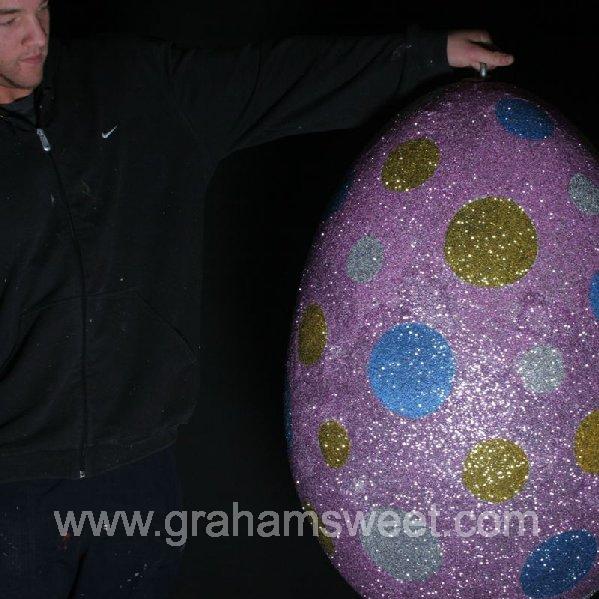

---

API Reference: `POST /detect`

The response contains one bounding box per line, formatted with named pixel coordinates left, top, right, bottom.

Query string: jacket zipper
left=36, top=127, right=89, bottom=479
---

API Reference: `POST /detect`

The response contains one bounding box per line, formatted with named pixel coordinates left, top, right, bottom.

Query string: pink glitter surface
left=286, top=80, right=598, bottom=598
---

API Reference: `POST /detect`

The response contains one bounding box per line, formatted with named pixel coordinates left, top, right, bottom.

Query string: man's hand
left=447, top=30, right=514, bottom=71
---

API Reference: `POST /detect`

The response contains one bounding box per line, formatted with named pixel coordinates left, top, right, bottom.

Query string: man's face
left=0, top=0, right=50, bottom=99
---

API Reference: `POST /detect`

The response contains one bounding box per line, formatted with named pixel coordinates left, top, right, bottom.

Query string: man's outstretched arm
left=162, top=26, right=513, bottom=161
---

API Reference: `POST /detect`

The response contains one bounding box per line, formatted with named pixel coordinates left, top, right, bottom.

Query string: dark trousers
left=0, top=444, right=185, bottom=598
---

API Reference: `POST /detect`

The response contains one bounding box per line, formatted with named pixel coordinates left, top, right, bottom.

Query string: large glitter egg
left=285, top=79, right=598, bottom=599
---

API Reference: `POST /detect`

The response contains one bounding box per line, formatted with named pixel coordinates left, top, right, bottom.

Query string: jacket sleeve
left=163, top=25, right=452, bottom=161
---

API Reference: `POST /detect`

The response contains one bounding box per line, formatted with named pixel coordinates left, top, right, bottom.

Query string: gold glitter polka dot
left=298, top=303, right=327, bottom=365
left=444, top=197, right=538, bottom=287
left=382, top=137, right=440, bottom=192
left=574, top=411, right=599, bottom=474
left=318, top=420, right=351, bottom=468
left=463, top=439, right=529, bottom=503
left=302, top=501, right=335, bottom=556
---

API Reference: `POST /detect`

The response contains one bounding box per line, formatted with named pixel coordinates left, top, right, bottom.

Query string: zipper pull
left=36, top=128, right=52, bottom=152
left=79, top=469, right=86, bottom=479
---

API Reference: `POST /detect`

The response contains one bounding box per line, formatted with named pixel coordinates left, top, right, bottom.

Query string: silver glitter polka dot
left=346, top=235, right=384, bottom=283
left=569, top=173, right=599, bottom=215
left=516, top=344, right=566, bottom=394
left=359, top=507, right=442, bottom=582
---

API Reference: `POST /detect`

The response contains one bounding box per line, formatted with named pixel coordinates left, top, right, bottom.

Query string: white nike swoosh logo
left=102, top=125, right=118, bottom=139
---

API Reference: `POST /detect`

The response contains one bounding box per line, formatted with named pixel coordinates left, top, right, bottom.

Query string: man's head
left=0, top=0, right=49, bottom=104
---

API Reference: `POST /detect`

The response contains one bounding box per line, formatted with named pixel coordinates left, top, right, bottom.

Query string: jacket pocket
left=0, top=296, right=84, bottom=456
left=85, top=288, right=199, bottom=445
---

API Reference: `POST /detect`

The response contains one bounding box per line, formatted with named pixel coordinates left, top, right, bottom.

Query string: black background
left=50, top=1, right=598, bottom=597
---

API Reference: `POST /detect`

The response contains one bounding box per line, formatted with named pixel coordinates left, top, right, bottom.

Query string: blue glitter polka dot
left=520, top=530, right=597, bottom=598
left=495, top=98, right=554, bottom=140
left=323, top=171, right=352, bottom=218
left=590, top=272, right=599, bottom=319
left=367, top=323, right=455, bottom=419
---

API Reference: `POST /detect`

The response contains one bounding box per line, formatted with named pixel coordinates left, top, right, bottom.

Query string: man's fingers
left=446, top=29, right=514, bottom=70
left=466, top=30, right=493, bottom=44
left=470, top=47, right=514, bottom=68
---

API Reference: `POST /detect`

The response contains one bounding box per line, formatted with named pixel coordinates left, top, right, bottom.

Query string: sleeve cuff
left=392, top=24, right=453, bottom=100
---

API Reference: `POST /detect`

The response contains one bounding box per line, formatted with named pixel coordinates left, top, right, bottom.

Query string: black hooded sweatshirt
left=0, top=27, right=452, bottom=482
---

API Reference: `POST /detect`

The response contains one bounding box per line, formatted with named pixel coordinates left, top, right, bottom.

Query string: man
left=0, top=0, right=514, bottom=596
